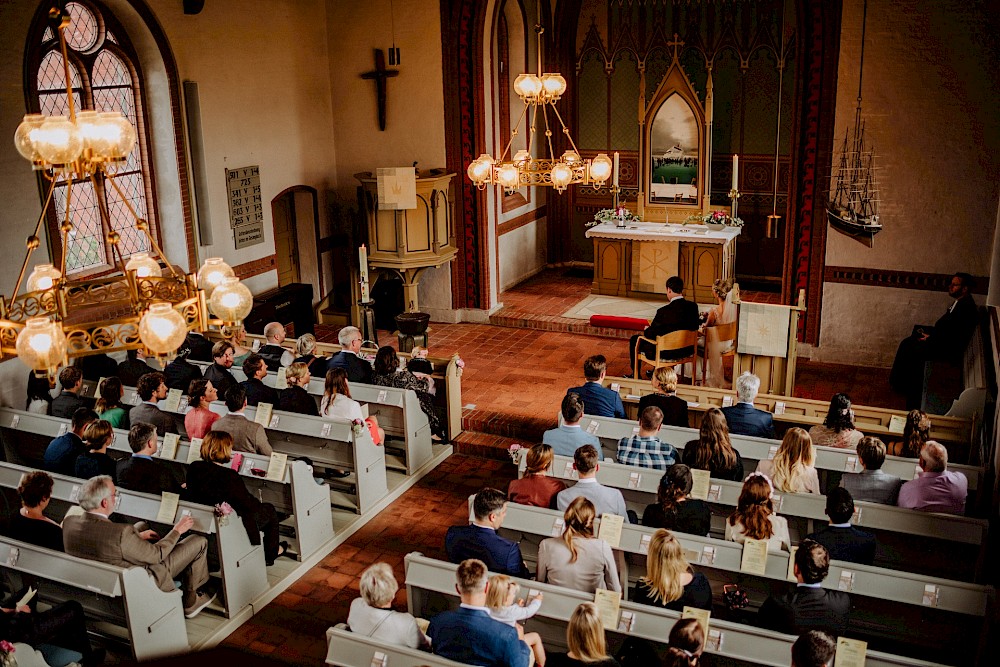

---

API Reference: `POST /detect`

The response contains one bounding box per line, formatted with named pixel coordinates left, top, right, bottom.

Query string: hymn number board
left=226, top=165, right=265, bottom=249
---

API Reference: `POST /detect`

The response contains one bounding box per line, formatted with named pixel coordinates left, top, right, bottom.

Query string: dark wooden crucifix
left=360, top=49, right=399, bottom=131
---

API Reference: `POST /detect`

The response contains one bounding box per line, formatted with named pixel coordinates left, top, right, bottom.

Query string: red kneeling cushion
left=589, top=315, right=649, bottom=331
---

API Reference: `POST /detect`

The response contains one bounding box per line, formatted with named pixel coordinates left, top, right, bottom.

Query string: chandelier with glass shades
left=467, top=25, right=613, bottom=193
left=2, top=5, right=253, bottom=379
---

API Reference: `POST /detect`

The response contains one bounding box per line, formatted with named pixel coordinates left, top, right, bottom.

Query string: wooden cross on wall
left=361, top=49, right=399, bottom=131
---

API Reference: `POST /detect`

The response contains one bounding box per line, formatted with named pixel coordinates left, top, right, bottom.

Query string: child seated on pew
left=486, top=574, right=546, bottom=667
left=406, top=347, right=436, bottom=395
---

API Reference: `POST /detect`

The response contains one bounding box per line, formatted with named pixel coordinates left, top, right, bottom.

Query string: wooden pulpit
left=732, top=287, right=806, bottom=396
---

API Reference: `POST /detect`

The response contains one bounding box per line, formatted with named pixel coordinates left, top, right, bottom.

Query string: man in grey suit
left=556, top=444, right=631, bottom=521
left=62, top=475, right=216, bottom=618
left=210, top=385, right=273, bottom=456
left=840, top=436, right=902, bottom=505
left=129, top=372, right=174, bottom=436
left=542, top=393, right=600, bottom=457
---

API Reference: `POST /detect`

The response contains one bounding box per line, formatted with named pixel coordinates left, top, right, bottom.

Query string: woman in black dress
left=74, top=419, right=118, bottom=480
left=637, top=367, right=689, bottom=428
left=371, top=346, right=446, bottom=441
left=3, top=471, right=63, bottom=551
left=642, top=464, right=711, bottom=536
left=631, top=529, right=712, bottom=611
left=277, top=362, right=320, bottom=416
left=681, top=407, right=744, bottom=482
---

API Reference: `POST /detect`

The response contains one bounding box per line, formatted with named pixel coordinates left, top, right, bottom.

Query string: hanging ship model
left=827, top=0, right=881, bottom=247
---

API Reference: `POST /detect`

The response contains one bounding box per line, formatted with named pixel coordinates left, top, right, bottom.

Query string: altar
left=585, top=221, right=740, bottom=304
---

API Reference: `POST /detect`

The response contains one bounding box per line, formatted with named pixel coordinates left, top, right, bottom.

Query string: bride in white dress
left=703, top=279, right=737, bottom=388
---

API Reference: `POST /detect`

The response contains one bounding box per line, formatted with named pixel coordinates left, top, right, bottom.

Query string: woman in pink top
left=184, top=379, right=219, bottom=439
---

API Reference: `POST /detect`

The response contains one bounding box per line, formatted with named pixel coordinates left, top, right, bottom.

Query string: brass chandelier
left=467, top=25, right=613, bottom=193
left=3, top=5, right=252, bottom=378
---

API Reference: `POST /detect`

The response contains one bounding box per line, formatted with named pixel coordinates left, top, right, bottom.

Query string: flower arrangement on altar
left=214, top=502, right=234, bottom=527
left=588, top=206, right=642, bottom=227
left=683, top=209, right=744, bottom=228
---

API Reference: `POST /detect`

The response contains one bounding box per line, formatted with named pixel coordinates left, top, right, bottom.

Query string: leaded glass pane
left=53, top=180, right=108, bottom=271
left=64, top=2, right=99, bottom=51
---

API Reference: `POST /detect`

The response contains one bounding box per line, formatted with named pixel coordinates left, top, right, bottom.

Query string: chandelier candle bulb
left=15, top=317, right=67, bottom=372
left=33, top=115, right=83, bottom=165
left=359, top=244, right=370, bottom=303
left=139, top=303, right=187, bottom=356
left=125, top=252, right=162, bottom=279
left=14, top=114, right=46, bottom=163
left=209, top=276, right=253, bottom=324
left=25, top=263, right=62, bottom=292
left=197, top=257, right=235, bottom=297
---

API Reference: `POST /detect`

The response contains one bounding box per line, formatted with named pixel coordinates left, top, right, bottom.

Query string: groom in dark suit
left=629, top=276, right=701, bottom=373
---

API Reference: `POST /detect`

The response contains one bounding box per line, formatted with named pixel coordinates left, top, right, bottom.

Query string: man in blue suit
left=445, top=488, right=529, bottom=577
left=566, top=355, right=625, bottom=419
left=721, top=371, right=776, bottom=438
left=805, top=487, right=877, bottom=565
left=428, top=559, right=530, bottom=667
left=543, top=393, right=601, bottom=457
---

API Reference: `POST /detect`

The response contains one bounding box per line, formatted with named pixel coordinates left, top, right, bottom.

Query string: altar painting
left=649, top=94, right=699, bottom=204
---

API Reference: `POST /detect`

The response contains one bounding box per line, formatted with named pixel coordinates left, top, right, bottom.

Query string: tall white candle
left=612, top=152, right=620, bottom=189
left=731, top=154, right=739, bottom=190
left=359, top=244, right=370, bottom=303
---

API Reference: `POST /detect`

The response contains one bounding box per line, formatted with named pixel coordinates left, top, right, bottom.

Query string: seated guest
left=556, top=445, right=629, bottom=520
left=348, top=562, right=429, bottom=649
left=277, top=362, right=320, bottom=416
left=542, top=393, right=601, bottom=457
left=806, top=487, right=876, bottom=565
left=258, top=321, right=295, bottom=371
left=407, top=347, right=436, bottom=394
left=63, top=475, right=216, bottom=619
left=185, top=432, right=288, bottom=565
left=50, top=366, right=85, bottom=419
left=2, top=471, right=63, bottom=551
left=485, top=574, right=545, bottom=667
left=129, top=372, right=173, bottom=436
left=840, top=436, right=903, bottom=505
left=898, top=441, right=967, bottom=514
left=682, top=407, right=744, bottom=482
left=25, top=371, right=52, bottom=415
left=507, top=444, right=566, bottom=508
left=75, top=352, right=117, bottom=382
left=427, top=558, right=529, bottom=667
left=43, top=407, right=97, bottom=476
left=94, top=376, right=128, bottom=429
left=633, top=529, right=710, bottom=611
left=565, top=355, right=624, bottom=419
left=320, top=368, right=384, bottom=444
left=888, top=409, right=931, bottom=458
left=616, top=406, right=678, bottom=470
left=163, top=347, right=202, bottom=393
left=756, top=427, right=820, bottom=494
left=184, top=379, right=220, bottom=440
left=116, top=348, right=155, bottom=387
left=183, top=330, right=215, bottom=363
left=211, top=386, right=273, bottom=456
left=725, top=473, right=790, bottom=552
left=116, top=423, right=182, bottom=494
left=240, top=354, right=279, bottom=407
left=808, top=393, right=863, bottom=449
left=758, top=539, right=850, bottom=636
left=537, top=498, right=620, bottom=594
left=791, top=631, right=836, bottom=667
left=229, top=325, right=253, bottom=366
left=642, top=464, right=711, bottom=536
left=74, top=419, right=117, bottom=480
left=720, top=372, right=775, bottom=438
left=546, top=602, right=619, bottom=667
left=203, top=341, right=238, bottom=399
left=666, top=618, right=704, bottom=667
left=328, top=325, right=374, bottom=384
left=638, top=367, right=689, bottom=428
left=372, top=346, right=446, bottom=441
left=628, top=276, right=700, bottom=376
left=0, top=599, right=102, bottom=666
left=445, top=488, right=529, bottom=577
left=294, top=333, right=330, bottom=377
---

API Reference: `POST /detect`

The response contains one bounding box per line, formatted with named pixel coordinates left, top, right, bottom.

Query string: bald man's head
left=919, top=441, right=948, bottom=473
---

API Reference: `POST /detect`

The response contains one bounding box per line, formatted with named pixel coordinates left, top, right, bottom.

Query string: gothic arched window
left=28, top=1, right=158, bottom=276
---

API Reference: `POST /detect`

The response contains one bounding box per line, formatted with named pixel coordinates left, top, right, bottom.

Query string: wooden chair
left=701, top=320, right=738, bottom=385
left=633, top=329, right=699, bottom=381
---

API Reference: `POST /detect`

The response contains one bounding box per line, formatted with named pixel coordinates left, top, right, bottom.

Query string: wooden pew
left=564, top=412, right=984, bottom=498
left=0, top=536, right=189, bottom=661
left=404, top=553, right=953, bottom=667
left=204, top=331, right=466, bottom=440
left=326, top=625, right=462, bottom=667
left=522, top=454, right=988, bottom=581
left=601, top=375, right=973, bottom=455
left=0, top=407, right=334, bottom=561
left=0, top=460, right=267, bottom=618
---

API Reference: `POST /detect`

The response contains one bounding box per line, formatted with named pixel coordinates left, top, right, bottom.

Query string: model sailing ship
left=827, top=0, right=881, bottom=246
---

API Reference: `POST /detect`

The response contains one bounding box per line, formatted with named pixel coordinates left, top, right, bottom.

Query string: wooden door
left=272, top=195, right=299, bottom=286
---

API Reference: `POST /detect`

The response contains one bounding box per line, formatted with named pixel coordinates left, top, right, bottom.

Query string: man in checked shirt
left=616, top=406, right=678, bottom=471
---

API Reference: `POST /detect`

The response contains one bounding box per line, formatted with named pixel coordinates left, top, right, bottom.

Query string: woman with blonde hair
left=74, top=419, right=117, bottom=479
left=703, top=278, right=737, bottom=388
left=537, top=497, right=621, bottom=594
left=682, top=407, right=744, bottom=481
left=547, top=602, right=619, bottom=667
left=347, top=562, right=429, bottom=649
left=725, top=473, right=790, bottom=551
left=633, top=529, right=711, bottom=611
left=486, top=574, right=546, bottom=666
left=507, top=444, right=566, bottom=508
left=756, top=427, right=820, bottom=494
left=277, top=362, right=320, bottom=416
left=888, top=409, right=931, bottom=458
left=293, top=333, right=330, bottom=378
left=228, top=324, right=253, bottom=366
left=637, top=367, right=688, bottom=427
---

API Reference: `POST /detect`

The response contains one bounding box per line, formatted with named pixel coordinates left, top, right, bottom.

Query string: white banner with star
left=737, top=302, right=790, bottom=358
